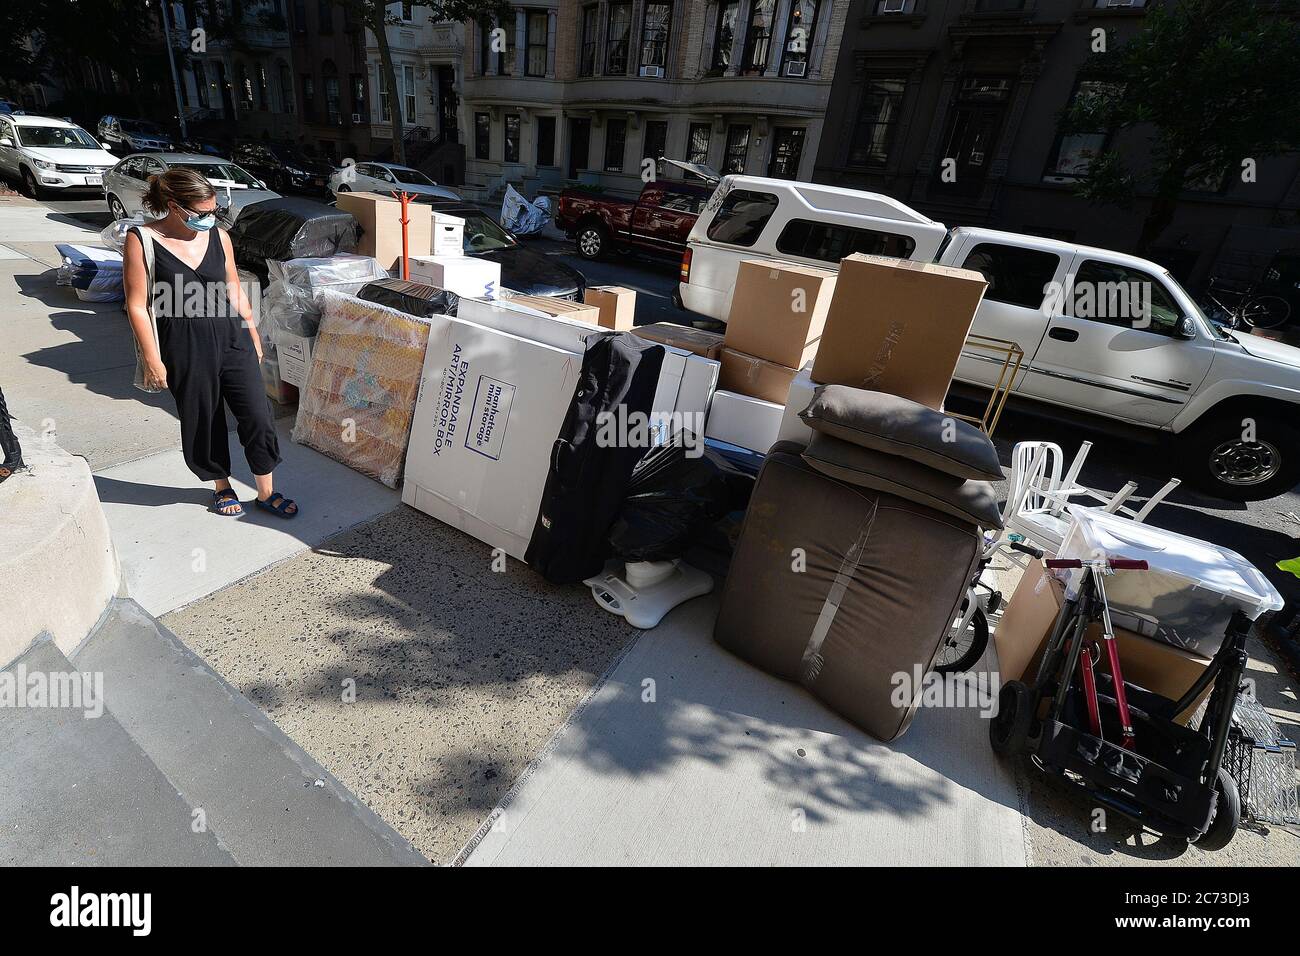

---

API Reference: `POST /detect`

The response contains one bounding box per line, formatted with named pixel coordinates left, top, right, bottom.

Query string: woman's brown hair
left=142, top=167, right=216, bottom=215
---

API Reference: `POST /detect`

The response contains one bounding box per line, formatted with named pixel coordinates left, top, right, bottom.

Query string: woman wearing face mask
left=122, top=167, right=297, bottom=518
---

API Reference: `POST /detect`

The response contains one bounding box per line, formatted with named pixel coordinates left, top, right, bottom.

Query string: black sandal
left=255, top=491, right=298, bottom=519
left=212, top=488, right=244, bottom=516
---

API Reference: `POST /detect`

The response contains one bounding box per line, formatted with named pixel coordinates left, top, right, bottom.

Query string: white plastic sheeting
left=500, top=184, right=552, bottom=236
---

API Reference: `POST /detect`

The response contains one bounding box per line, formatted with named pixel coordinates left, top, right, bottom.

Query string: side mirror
left=101, top=142, right=114, bottom=151
left=1176, top=316, right=1198, bottom=340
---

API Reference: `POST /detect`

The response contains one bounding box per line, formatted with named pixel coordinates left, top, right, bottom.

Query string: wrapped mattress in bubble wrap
left=291, top=289, right=445, bottom=487
left=55, top=243, right=125, bottom=302
left=262, top=253, right=389, bottom=337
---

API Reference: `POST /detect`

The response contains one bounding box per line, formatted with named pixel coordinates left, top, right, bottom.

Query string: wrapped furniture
left=714, top=385, right=1004, bottom=741
left=291, top=290, right=451, bottom=487
left=230, top=197, right=359, bottom=279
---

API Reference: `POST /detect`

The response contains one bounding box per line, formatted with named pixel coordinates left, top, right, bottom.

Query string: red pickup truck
left=555, top=179, right=714, bottom=261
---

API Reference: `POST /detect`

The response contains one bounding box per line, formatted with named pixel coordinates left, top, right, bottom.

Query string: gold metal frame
left=948, top=334, right=1024, bottom=437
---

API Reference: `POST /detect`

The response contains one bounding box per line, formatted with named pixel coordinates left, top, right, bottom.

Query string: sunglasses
left=176, top=201, right=230, bottom=219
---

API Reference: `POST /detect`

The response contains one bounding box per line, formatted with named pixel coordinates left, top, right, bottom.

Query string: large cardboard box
left=584, top=285, right=636, bottom=331
left=650, top=346, right=720, bottom=444
left=458, top=296, right=601, bottom=354
left=993, top=561, right=1213, bottom=724
left=811, top=254, right=987, bottom=410
left=335, top=191, right=432, bottom=272
left=775, top=364, right=817, bottom=447
left=724, top=260, right=837, bottom=368
left=430, top=212, right=465, bottom=256
left=633, top=321, right=724, bottom=360
left=718, top=347, right=797, bottom=404
left=704, top=389, right=783, bottom=454
left=410, top=255, right=501, bottom=299
left=402, top=317, right=582, bottom=560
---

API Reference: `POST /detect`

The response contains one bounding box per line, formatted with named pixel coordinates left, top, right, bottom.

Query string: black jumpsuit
left=139, top=226, right=281, bottom=482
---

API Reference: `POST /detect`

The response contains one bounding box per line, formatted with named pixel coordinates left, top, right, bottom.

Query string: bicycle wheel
left=1241, top=295, right=1291, bottom=330
left=933, top=602, right=989, bottom=674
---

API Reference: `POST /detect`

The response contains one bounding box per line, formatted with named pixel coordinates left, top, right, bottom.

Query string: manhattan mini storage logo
left=49, top=886, right=151, bottom=936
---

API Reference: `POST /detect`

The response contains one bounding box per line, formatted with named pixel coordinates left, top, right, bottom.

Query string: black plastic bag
left=358, top=278, right=459, bottom=318
left=607, top=435, right=750, bottom=563
left=230, top=197, right=359, bottom=278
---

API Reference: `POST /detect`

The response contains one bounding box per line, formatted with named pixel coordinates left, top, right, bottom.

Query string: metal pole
left=159, top=1, right=188, bottom=140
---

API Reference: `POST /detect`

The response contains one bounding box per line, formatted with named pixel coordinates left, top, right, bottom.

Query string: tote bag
left=130, top=226, right=164, bottom=393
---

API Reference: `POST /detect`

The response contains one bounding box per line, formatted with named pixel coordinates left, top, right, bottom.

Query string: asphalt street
left=42, top=196, right=1300, bottom=631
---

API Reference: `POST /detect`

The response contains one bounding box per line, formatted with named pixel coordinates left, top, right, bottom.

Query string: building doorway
left=437, top=66, right=457, bottom=141
left=933, top=76, right=1012, bottom=198
left=568, top=118, right=591, bottom=178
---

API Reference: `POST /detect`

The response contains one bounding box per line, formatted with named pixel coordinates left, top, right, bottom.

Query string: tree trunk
left=373, top=22, right=405, bottom=166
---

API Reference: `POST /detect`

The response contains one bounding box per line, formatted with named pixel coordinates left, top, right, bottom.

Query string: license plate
left=85, top=175, right=102, bottom=186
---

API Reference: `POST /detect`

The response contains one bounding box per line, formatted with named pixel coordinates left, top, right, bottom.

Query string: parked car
left=329, top=161, right=459, bottom=200
left=554, top=175, right=714, bottom=261
left=97, top=116, right=175, bottom=154
left=0, top=113, right=118, bottom=197
left=411, top=195, right=585, bottom=299
left=233, top=142, right=334, bottom=195
left=104, top=153, right=279, bottom=226
left=680, top=175, right=1300, bottom=501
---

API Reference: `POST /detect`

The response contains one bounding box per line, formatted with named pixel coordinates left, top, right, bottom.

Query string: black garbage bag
left=230, top=197, right=359, bottom=278
left=608, top=435, right=750, bottom=563
left=358, top=278, right=459, bottom=318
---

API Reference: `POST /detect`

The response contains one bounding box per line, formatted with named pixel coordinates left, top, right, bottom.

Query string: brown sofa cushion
left=800, top=385, right=1003, bottom=481
left=802, top=431, right=1003, bottom=529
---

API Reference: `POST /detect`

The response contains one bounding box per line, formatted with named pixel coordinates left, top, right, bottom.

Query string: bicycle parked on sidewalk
left=1202, top=277, right=1291, bottom=331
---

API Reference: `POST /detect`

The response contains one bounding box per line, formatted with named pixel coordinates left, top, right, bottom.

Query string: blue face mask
left=177, top=204, right=217, bottom=231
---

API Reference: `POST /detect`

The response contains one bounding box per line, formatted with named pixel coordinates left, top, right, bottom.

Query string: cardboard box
left=410, top=255, right=501, bottom=300
left=458, top=296, right=602, bottom=354
left=993, top=560, right=1213, bottom=724
left=811, top=254, right=987, bottom=410
left=583, top=285, right=636, bottom=331
left=632, top=321, right=724, bottom=360
left=724, top=260, right=837, bottom=368
left=776, top=364, right=817, bottom=447
left=275, top=331, right=315, bottom=389
left=649, top=347, right=720, bottom=444
left=335, top=191, right=432, bottom=272
left=718, top=347, right=798, bottom=404
left=402, top=317, right=582, bottom=560
left=704, top=389, right=783, bottom=454
left=430, top=212, right=465, bottom=256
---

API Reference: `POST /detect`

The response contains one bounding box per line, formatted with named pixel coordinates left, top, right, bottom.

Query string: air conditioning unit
left=639, top=65, right=665, bottom=79
left=351, top=113, right=363, bottom=124
left=881, top=0, right=908, bottom=12
left=784, top=61, right=807, bottom=78
left=1104, top=0, right=1136, bottom=6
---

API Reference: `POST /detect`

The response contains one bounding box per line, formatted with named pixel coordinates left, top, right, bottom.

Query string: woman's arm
left=221, top=228, right=262, bottom=361
left=122, top=230, right=168, bottom=390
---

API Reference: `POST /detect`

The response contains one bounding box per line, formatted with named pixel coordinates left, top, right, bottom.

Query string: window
left=579, top=5, right=599, bottom=77
left=325, top=76, right=340, bottom=124
left=479, top=19, right=492, bottom=76
left=606, top=2, right=632, bottom=75
left=848, top=77, right=905, bottom=168
left=474, top=112, right=490, bottom=160
left=723, top=124, right=750, bottom=174
left=1069, top=260, right=1183, bottom=333
left=194, top=62, right=209, bottom=108
left=403, top=64, right=416, bottom=123
left=642, top=120, right=667, bottom=166
left=536, top=115, right=556, bottom=166
left=741, top=0, right=776, bottom=74
left=660, top=189, right=705, bottom=214
left=875, top=0, right=914, bottom=12
left=504, top=114, right=520, bottom=162
left=640, top=2, right=671, bottom=71
left=974, top=0, right=1025, bottom=10
left=706, top=190, right=778, bottom=246
left=712, top=0, right=739, bottom=71
left=301, top=74, right=315, bottom=117
left=686, top=122, right=711, bottom=166
left=498, top=14, right=516, bottom=75
left=400, top=1, right=413, bottom=20
left=526, top=10, right=548, bottom=76
left=239, top=65, right=254, bottom=111
left=1044, top=80, right=1119, bottom=180
left=293, top=0, right=306, bottom=30
left=257, top=65, right=270, bottom=110
left=318, top=0, right=333, bottom=33
left=767, top=126, right=805, bottom=179
left=781, top=0, right=817, bottom=73
left=776, top=221, right=915, bottom=263
left=961, top=243, right=1060, bottom=310
left=277, top=65, right=294, bottom=114
left=604, top=118, right=627, bottom=172
left=351, top=74, right=365, bottom=115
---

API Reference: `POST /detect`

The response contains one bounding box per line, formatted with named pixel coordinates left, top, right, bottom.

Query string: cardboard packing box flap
left=718, top=347, right=797, bottom=404
left=810, top=253, right=987, bottom=410
left=632, top=321, right=724, bottom=360
left=725, top=259, right=837, bottom=368
left=584, top=285, right=637, bottom=331
left=458, top=296, right=602, bottom=354
left=334, top=191, right=432, bottom=271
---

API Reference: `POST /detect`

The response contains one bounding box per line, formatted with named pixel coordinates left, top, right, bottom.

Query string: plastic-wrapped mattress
left=290, top=290, right=442, bottom=487
left=230, top=197, right=359, bottom=278
left=55, top=243, right=124, bottom=302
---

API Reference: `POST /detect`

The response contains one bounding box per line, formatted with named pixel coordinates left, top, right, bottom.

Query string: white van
left=676, top=174, right=948, bottom=320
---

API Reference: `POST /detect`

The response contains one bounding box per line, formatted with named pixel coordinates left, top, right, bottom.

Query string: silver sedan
left=103, top=152, right=280, bottom=226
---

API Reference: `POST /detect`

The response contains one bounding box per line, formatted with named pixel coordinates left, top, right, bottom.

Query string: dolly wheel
left=1193, top=767, right=1241, bottom=851
left=990, top=680, right=1033, bottom=757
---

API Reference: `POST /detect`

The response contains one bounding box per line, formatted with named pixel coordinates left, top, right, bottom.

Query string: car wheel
left=576, top=223, right=607, bottom=260
left=22, top=167, right=43, bottom=199
left=1179, top=412, right=1300, bottom=502
left=108, top=195, right=128, bottom=221
left=336, top=184, right=351, bottom=192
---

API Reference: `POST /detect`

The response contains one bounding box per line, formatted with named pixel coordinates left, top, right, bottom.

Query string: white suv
left=0, top=114, right=118, bottom=197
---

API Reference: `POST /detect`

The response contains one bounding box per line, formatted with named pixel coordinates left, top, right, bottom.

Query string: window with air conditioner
left=781, top=0, right=817, bottom=77
left=878, top=0, right=911, bottom=13
left=639, top=2, right=671, bottom=76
